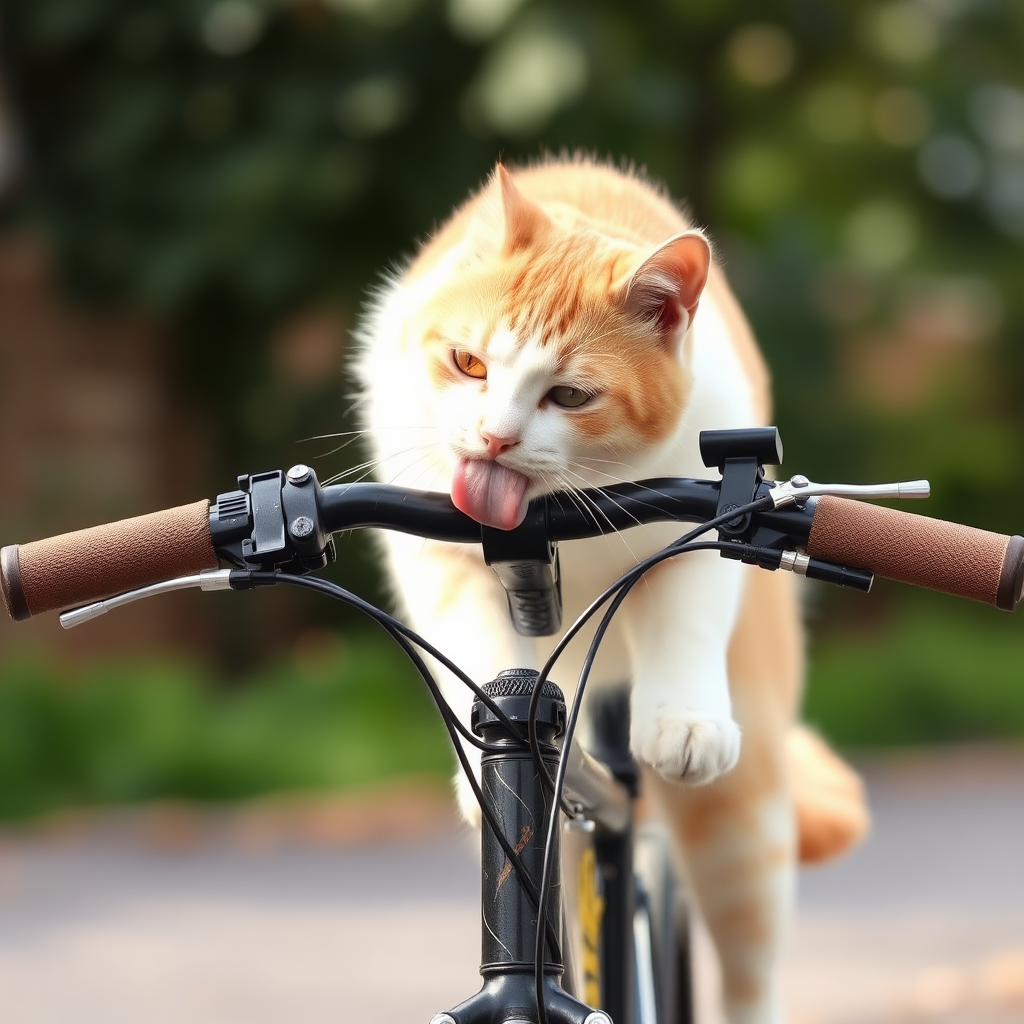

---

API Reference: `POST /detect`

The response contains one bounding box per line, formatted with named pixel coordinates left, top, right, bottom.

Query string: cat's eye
left=453, top=350, right=487, bottom=379
left=547, top=385, right=593, bottom=408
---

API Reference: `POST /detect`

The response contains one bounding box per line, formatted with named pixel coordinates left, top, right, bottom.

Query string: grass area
left=0, top=631, right=451, bottom=822
left=804, top=593, right=1024, bottom=748
left=2, top=593, right=1022, bottom=822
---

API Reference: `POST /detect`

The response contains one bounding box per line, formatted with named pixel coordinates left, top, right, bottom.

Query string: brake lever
left=768, top=475, right=931, bottom=509
left=58, top=570, right=233, bottom=629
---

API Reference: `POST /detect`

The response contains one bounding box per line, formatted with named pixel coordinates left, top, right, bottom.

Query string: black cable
left=525, top=494, right=772, bottom=1024
left=245, top=571, right=561, bottom=957
left=525, top=496, right=773, bottom=796
left=240, top=492, right=775, bottom=1023
left=241, top=570, right=517, bottom=751
left=531, top=539, right=745, bottom=1024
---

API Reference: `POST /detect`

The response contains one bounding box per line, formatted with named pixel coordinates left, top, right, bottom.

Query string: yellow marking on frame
left=578, top=846, right=605, bottom=1008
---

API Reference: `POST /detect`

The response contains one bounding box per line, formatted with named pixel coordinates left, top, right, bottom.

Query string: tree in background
left=3, top=0, right=1024, bottom=555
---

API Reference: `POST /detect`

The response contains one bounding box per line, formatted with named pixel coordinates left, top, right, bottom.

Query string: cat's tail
left=788, top=725, right=870, bottom=864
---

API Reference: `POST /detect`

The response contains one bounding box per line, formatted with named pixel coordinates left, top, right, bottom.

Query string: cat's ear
left=465, top=164, right=550, bottom=259
left=618, top=231, right=711, bottom=340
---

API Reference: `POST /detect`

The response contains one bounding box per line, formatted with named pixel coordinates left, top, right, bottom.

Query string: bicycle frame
left=432, top=669, right=686, bottom=1024
left=565, top=688, right=692, bottom=1024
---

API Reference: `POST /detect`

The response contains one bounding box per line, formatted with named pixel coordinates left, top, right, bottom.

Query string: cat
left=353, top=157, right=868, bottom=1024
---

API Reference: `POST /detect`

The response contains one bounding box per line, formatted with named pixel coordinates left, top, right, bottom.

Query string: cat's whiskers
left=379, top=443, right=448, bottom=489
left=320, top=440, right=444, bottom=487
left=300, top=426, right=443, bottom=462
left=559, top=466, right=644, bottom=538
left=551, top=468, right=647, bottom=575
left=565, top=464, right=643, bottom=532
left=538, top=470, right=598, bottom=533
left=301, top=426, right=439, bottom=443
left=397, top=448, right=451, bottom=492
left=557, top=467, right=659, bottom=605
left=538, top=471, right=629, bottom=573
left=571, top=459, right=684, bottom=507
left=319, top=459, right=382, bottom=486
left=573, top=455, right=635, bottom=475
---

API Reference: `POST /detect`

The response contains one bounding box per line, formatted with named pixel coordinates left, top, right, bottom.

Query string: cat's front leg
left=621, top=548, right=745, bottom=785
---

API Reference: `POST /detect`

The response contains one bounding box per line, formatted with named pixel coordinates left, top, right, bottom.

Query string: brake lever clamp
left=768, top=476, right=931, bottom=509
left=698, top=426, right=784, bottom=539
left=209, top=465, right=336, bottom=573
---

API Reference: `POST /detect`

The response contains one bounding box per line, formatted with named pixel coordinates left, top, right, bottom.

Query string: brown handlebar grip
left=1, top=500, right=218, bottom=621
left=806, top=496, right=1024, bottom=610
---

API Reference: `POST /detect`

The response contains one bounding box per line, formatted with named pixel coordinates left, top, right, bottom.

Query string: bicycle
left=2, top=426, right=1022, bottom=1024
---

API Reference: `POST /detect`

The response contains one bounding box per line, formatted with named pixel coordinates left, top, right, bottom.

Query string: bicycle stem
left=473, top=670, right=565, bottom=977
left=434, top=669, right=608, bottom=1024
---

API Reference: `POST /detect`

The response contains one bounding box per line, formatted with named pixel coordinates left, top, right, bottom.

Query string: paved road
left=1, top=747, right=1023, bottom=1024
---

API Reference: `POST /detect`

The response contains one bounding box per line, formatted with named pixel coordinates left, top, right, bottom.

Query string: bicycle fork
left=430, top=669, right=609, bottom=1024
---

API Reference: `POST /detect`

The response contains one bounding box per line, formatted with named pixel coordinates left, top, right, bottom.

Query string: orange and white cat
left=355, top=158, right=867, bottom=1024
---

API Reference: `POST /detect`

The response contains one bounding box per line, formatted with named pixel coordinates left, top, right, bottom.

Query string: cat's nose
left=481, top=430, right=520, bottom=458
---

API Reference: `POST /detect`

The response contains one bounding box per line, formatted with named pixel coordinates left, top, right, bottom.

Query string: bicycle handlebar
left=0, top=479, right=724, bottom=620
left=3, top=461, right=1023, bottom=622
left=315, top=478, right=721, bottom=541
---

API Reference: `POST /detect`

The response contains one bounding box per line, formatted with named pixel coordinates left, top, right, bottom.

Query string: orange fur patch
left=788, top=725, right=871, bottom=863
left=409, top=163, right=700, bottom=451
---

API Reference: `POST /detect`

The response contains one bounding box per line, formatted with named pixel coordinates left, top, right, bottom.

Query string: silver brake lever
left=769, top=475, right=931, bottom=510
left=59, top=569, right=233, bottom=629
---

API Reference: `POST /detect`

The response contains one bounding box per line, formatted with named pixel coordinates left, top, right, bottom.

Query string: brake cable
left=524, top=493, right=774, bottom=1024
left=244, top=570, right=563, bottom=960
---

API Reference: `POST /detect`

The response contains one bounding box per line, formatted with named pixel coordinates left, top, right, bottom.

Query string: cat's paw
left=631, top=710, right=741, bottom=785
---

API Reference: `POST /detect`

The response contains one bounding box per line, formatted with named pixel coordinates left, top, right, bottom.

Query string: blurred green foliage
left=4, top=0, right=1024, bottom=514
left=2, top=1, right=1024, bottom=816
left=3, top=597, right=1024, bottom=822
left=804, top=590, right=1024, bottom=746
left=0, top=633, right=449, bottom=821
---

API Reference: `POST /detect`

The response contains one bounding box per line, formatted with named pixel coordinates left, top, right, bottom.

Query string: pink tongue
left=452, top=459, right=530, bottom=530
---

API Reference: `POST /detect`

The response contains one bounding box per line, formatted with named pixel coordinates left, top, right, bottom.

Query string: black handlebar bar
left=208, top=467, right=821, bottom=636
left=315, top=478, right=725, bottom=542
left=4, top=427, right=1021, bottom=632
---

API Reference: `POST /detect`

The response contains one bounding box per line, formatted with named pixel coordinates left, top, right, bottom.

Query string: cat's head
left=407, top=164, right=711, bottom=530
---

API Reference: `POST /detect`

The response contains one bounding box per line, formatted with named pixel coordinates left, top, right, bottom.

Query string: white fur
left=354, top=251, right=757, bottom=791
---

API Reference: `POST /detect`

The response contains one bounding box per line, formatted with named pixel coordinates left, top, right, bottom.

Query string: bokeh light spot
left=720, top=144, right=797, bottom=214
left=446, top=0, right=528, bottom=42
left=844, top=200, right=918, bottom=271
left=805, top=84, right=865, bottom=144
left=201, top=2, right=265, bottom=58
left=725, top=24, right=796, bottom=87
left=463, top=19, right=587, bottom=137
left=336, top=76, right=414, bottom=138
left=872, top=88, right=931, bottom=147
left=867, top=2, right=940, bottom=64
left=984, top=159, right=1024, bottom=237
left=970, top=85, right=1024, bottom=155
left=917, top=135, right=983, bottom=199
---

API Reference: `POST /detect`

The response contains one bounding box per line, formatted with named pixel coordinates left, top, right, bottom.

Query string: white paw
left=631, top=709, right=741, bottom=785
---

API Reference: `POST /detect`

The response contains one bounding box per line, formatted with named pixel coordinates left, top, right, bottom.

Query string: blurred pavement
left=1, top=747, right=1023, bottom=1024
